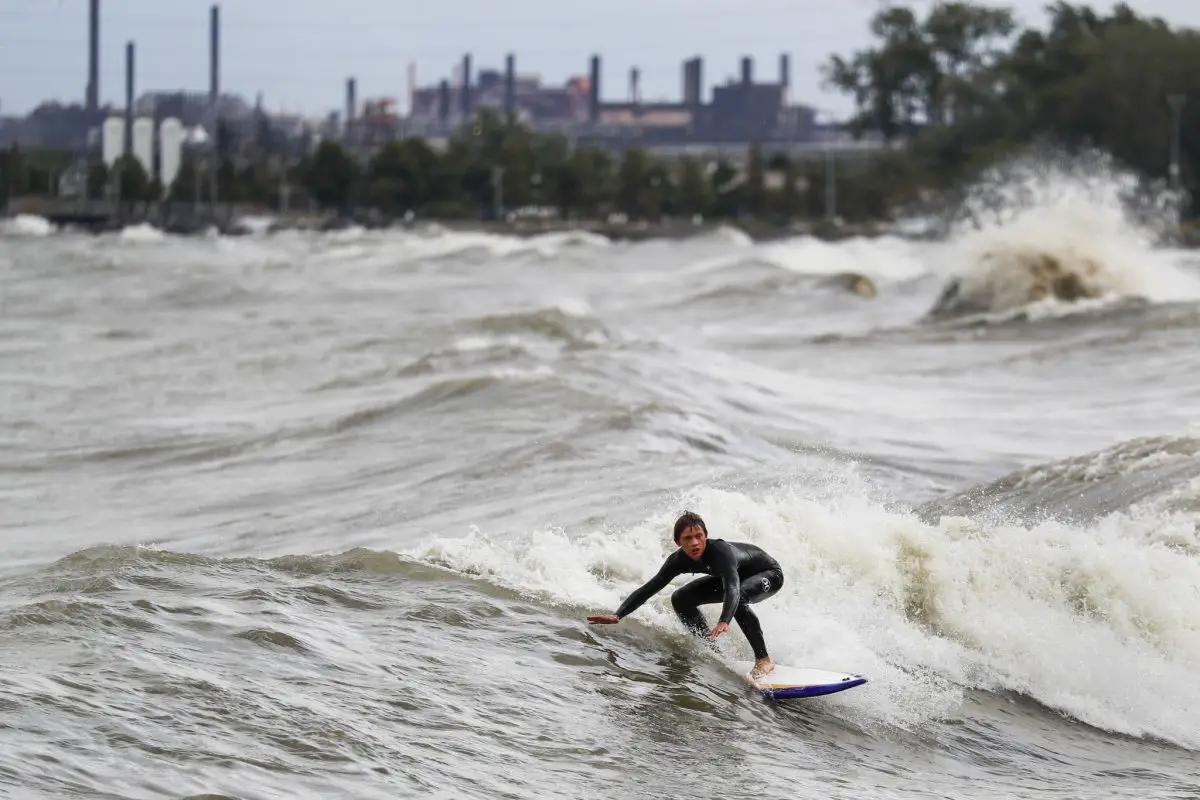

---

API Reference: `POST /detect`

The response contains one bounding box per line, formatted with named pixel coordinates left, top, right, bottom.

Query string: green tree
left=709, top=158, right=742, bottom=218
left=549, top=146, right=614, bottom=219
left=302, top=140, right=359, bottom=211
left=168, top=158, right=200, bottom=203
left=366, top=138, right=439, bottom=214
left=642, top=160, right=672, bottom=221
left=744, top=144, right=767, bottom=216
left=616, top=147, right=651, bottom=218
left=769, top=155, right=802, bottom=219
left=113, top=154, right=151, bottom=205
left=821, top=2, right=1017, bottom=138
left=676, top=156, right=715, bottom=217
left=819, top=1, right=1200, bottom=217
left=0, top=146, right=24, bottom=203
left=822, top=6, right=933, bottom=140
left=217, top=158, right=239, bottom=203
left=86, top=161, right=108, bottom=200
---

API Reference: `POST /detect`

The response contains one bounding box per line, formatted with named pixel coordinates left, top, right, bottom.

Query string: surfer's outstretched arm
left=587, top=555, right=680, bottom=624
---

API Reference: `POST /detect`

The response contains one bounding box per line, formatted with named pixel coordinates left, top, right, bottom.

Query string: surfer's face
left=678, top=525, right=707, bottom=560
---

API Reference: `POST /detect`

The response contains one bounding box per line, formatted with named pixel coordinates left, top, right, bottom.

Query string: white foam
left=451, top=336, right=504, bottom=353
left=554, top=298, right=594, bottom=318
left=933, top=152, right=1200, bottom=316
left=761, top=235, right=930, bottom=282
left=709, top=225, right=755, bottom=248
left=1, top=214, right=56, bottom=237
left=359, top=227, right=610, bottom=263
left=118, top=223, right=166, bottom=242
left=410, top=474, right=1200, bottom=747
left=233, top=215, right=275, bottom=236
left=489, top=364, right=554, bottom=381
left=328, top=225, right=367, bottom=242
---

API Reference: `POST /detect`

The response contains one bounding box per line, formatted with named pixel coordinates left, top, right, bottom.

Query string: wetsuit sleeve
left=711, top=541, right=742, bottom=625
left=614, top=554, right=680, bottom=619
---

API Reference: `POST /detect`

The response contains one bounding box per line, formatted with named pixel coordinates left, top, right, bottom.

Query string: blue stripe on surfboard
left=758, top=676, right=867, bottom=699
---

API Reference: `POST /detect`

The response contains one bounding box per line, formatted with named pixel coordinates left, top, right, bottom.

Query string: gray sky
left=4, top=0, right=1200, bottom=119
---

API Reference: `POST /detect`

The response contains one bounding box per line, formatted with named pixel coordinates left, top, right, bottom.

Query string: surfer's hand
left=587, top=614, right=619, bottom=624
left=707, top=622, right=730, bottom=639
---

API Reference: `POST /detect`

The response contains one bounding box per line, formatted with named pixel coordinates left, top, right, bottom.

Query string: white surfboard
left=736, top=661, right=868, bottom=700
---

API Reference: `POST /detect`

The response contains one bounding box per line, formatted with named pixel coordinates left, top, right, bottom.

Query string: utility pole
left=210, top=119, right=220, bottom=223
left=815, top=107, right=838, bottom=224
left=1168, top=93, right=1186, bottom=193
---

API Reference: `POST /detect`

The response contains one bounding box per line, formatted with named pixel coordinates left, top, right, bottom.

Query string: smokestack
left=346, top=77, right=357, bottom=124
left=461, top=53, right=472, bottom=119
left=87, top=0, right=99, bottom=113
left=683, top=57, right=703, bottom=107
left=438, top=79, right=450, bottom=126
left=209, top=5, right=220, bottom=104
left=504, top=53, right=515, bottom=118
left=588, top=55, right=601, bottom=124
left=779, top=53, right=790, bottom=90
left=124, top=40, right=134, bottom=156
left=407, top=62, right=416, bottom=117
left=741, top=56, right=752, bottom=86
left=629, top=67, right=640, bottom=104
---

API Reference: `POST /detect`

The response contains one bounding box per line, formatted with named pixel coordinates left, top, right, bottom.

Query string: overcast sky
left=4, top=0, right=1200, bottom=118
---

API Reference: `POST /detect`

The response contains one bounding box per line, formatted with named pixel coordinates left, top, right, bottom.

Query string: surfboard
left=736, top=661, right=868, bottom=700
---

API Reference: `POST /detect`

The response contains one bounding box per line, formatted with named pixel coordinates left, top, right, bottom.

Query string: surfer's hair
left=673, top=511, right=707, bottom=543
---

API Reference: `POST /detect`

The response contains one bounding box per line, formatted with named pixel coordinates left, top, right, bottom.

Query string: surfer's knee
left=743, top=569, right=783, bottom=604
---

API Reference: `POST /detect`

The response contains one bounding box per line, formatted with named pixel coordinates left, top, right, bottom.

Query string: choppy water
left=3, top=161, right=1200, bottom=799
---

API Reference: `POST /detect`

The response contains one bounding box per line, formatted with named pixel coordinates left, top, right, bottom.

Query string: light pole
left=814, top=107, right=839, bottom=224
left=1168, top=93, right=1185, bottom=193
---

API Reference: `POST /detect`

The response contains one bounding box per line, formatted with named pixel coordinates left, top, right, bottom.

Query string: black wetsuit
left=613, top=539, right=784, bottom=660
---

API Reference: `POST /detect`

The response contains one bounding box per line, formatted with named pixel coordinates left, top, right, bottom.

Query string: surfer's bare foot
left=751, top=658, right=774, bottom=679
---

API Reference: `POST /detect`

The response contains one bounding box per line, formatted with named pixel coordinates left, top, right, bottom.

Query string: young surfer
left=587, top=511, right=784, bottom=679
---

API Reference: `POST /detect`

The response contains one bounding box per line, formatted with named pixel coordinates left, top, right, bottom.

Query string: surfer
left=587, top=511, right=784, bottom=679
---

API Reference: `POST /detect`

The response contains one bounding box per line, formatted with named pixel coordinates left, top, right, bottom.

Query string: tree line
left=289, top=114, right=864, bottom=225
left=822, top=1, right=1200, bottom=217
left=1, top=117, right=870, bottom=226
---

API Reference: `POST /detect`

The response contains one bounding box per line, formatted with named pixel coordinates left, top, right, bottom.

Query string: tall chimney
left=504, top=53, right=515, bottom=118
left=438, top=80, right=450, bottom=126
left=407, top=62, right=416, bottom=117
left=588, top=55, right=601, bottom=124
left=87, top=0, right=100, bottom=113
left=629, top=67, right=640, bottom=104
left=209, top=5, right=220, bottom=104
left=741, top=56, right=752, bottom=86
left=461, top=53, right=472, bottom=119
left=682, top=58, right=703, bottom=107
left=124, top=40, right=134, bottom=156
left=346, top=77, right=357, bottom=124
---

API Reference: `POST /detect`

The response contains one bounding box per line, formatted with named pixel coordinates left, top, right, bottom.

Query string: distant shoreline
left=1, top=197, right=911, bottom=243
left=6, top=199, right=1200, bottom=248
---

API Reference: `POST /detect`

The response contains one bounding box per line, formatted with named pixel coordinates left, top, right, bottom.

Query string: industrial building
left=3, top=0, right=854, bottom=163
left=402, top=52, right=817, bottom=147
